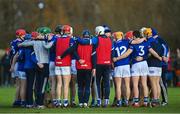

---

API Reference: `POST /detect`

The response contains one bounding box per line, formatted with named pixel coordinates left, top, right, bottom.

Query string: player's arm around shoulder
left=43, top=34, right=58, bottom=49
left=113, top=44, right=133, bottom=62
left=76, top=36, right=98, bottom=45
left=131, top=37, right=147, bottom=44
left=18, top=40, right=34, bottom=47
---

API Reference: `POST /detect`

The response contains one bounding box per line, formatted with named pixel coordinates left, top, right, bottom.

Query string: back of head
left=133, top=30, right=141, bottom=38
left=82, top=29, right=91, bottom=38
left=31, top=31, right=39, bottom=39
left=125, top=31, right=133, bottom=40
left=103, top=25, right=111, bottom=33
left=144, top=28, right=152, bottom=37
left=40, top=27, right=52, bottom=35
left=16, top=29, right=26, bottom=38
left=55, top=25, right=63, bottom=34
left=140, top=27, right=147, bottom=37
left=95, top=26, right=105, bottom=36
left=112, top=31, right=123, bottom=40
left=62, top=25, right=73, bottom=36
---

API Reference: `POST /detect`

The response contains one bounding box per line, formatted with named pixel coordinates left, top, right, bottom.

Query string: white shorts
left=131, top=61, right=149, bottom=77
left=71, top=60, right=77, bottom=75
left=55, top=66, right=71, bottom=76
left=148, top=67, right=162, bottom=77
left=18, top=71, right=26, bottom=80
left=11, top=63, right=19, bottom=78
left=49, top=62, right=56, bottom=76
left=114, top=65, right=131, bottom=78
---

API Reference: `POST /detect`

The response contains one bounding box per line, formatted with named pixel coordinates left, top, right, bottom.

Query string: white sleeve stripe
left=90, top=39, right=92, bottom=45
left=91, top=52, right=96, bottom=55
left=162, top=44, right=167, bottom=56
left=31, top=52, right=35, bottom=55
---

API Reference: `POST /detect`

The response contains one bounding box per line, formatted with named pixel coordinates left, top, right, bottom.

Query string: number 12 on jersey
left=115, top=46, right=127, bottom=56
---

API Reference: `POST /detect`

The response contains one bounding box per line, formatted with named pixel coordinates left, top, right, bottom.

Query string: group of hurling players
left=9, top=25, right=169, bottom=109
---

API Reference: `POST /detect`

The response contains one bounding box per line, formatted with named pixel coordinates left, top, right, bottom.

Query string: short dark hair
left=133, top=30, right=141, bottom=38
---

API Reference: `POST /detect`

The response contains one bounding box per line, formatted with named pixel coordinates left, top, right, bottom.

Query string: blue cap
left=103, top=25, right=111, bottom=33
left=24, top=34, right=31, bottom=40
left=82, top=29, right=91, bottom=37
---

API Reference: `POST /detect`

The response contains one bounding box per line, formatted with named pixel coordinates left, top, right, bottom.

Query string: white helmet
left=140, top=27, right=146, bottom=37
left=95, top=26, right=105, bottom=35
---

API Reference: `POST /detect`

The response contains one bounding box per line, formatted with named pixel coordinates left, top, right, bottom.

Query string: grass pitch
left=0, top=87, right=180, bottom=113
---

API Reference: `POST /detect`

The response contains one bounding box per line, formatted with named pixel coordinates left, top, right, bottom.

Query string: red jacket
left=96, top=36, right=112, bottom=65
left=76, top=44, right=93, bottom=69
left=55, top=37, right=71, bottom=66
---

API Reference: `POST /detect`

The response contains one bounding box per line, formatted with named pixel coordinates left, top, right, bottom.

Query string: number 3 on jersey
left=115, top=46, right=127, bottom=56
left=139, top=46, right=145, bottom=56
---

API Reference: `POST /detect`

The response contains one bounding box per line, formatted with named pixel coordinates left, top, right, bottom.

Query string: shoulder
left=70, top=37, right=76, bottom=42
left=148, top=37, right=155, bottom=43
left=113, top=41, right=118, bottom=46
left=52, top=35, right=58, bottom=40
left=11, top=40, right=16, bottom=45
left=144, top=40, right=150, bottom=45
left=122, top=39, right=130, bottom=44
left=91, top=36, right=98, bottom=44
left=157, top=37, right=167, bottom=44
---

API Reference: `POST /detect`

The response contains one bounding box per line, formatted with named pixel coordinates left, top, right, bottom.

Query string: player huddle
left=9, top=25, right=169, bottom=109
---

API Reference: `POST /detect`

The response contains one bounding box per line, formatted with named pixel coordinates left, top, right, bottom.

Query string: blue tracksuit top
left=147, top=37, right=164, bottom=67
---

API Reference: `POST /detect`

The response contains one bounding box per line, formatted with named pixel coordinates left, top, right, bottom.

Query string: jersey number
left=11, top=46, right=16, bottom=55
left=139, top=46, right=145, bottom=56
left=115, top=46, right=127, bottom=56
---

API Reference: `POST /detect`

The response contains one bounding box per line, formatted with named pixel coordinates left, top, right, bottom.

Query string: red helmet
left=5, top=48, right=10, bottom=55
left=62, top=25, right=72, bottom=34
left=31, top=31, right=39, bottom=39
left=16, top=29, right=26, bottom=37
left=15, top=30, right=19, bottom=36
left=125, top=31, right=133, bottom=39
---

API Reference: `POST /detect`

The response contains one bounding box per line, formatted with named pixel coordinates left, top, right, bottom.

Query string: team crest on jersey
left=149, top=70, right=155, bottom=73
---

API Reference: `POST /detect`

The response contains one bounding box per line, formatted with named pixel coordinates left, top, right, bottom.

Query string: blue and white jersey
left=147, top=37, right=155, bottom=44
left=130, top=41, right=151, bottom=64
left=17, top=47, right=25, bottom=72
left=113, top=39, right=130, bottom=67
left=10, top=38, right=23, bottom=57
